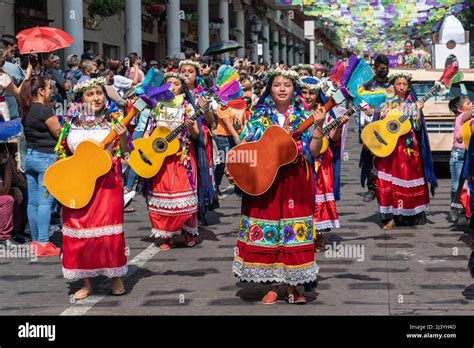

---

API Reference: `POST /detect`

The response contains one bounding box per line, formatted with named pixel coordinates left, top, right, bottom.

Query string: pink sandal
left=262, top=290, right=279, bottom=305
left=184, top=233, right=197, bottom=247
left=159, top=238, right=175, bottom=251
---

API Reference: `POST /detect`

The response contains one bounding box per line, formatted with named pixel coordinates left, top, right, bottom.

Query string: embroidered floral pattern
left=238, top=215, right=313, bottom=246
left=263, top=225, right=278, bottom=244
left=283, top=225, right=296, bottom=244
left=248, top=223, right=263, bottom=242
left=294, top=222, right=308, bottom=242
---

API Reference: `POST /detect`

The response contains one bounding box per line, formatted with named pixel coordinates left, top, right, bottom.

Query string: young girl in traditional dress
left=226, top=69, right=326, bottom=304
left=179, top=60, right=217, bottom=221
left=144, top=72, right=206, bottom=250
left=301, top=77, right=348, bottom=251
left=371, top=72, right=433, bottom=229
left=58, top=77, right=129, bottom=299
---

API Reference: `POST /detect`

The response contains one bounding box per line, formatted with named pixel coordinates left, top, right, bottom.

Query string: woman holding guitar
left=58, top=77, right=130, bottom=300
left=144, top=72, right=204, bottom=250
left=371, top=72, right=430, bottom=230
left=301, top=77, right=348, bottom=251
left=226, top=69, right=326, bottom=305
left=179, top=60, right=217, bottom=223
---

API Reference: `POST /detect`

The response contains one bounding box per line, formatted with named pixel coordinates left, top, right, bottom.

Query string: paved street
left=1, top=125, right=473, bottom=315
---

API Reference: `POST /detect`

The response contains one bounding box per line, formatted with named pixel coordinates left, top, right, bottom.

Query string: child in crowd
left=448, top=95, right=473, bottom=222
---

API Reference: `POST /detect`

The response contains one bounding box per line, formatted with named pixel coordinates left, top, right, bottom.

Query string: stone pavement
left=0, top=126, right=473, bottom=315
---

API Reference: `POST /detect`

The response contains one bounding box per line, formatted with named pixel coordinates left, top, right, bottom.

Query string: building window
left=15, top=0, right=47, bottom=17
left=84, top=41, right=99, bottom=55
left=103, top=44, right=120, bottom=60
left=14, top=0, right=49, bottom=32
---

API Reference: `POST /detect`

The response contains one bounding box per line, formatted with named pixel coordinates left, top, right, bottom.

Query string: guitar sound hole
left=387, top=122, right=399, bottom=133
left=152, top=139, right=168, bottom=153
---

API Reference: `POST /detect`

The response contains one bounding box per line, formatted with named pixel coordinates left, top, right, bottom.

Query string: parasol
left=16, top=27, right=74, bottom=54
left=203, top=40, right=242, bottom=56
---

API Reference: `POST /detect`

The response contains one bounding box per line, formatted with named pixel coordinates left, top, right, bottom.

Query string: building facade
left=0, top=0, right=340, bottom=67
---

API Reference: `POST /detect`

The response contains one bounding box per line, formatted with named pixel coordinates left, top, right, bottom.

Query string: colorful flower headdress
left=73, top=77, right=107, bottom=96
left=265, top=68, right=301, bottom=85
left=388, top=72, right=412, bottom=83
left=300, top=77, right=321, bottom=92
left=164, top=72, right=188, bottom=84
left=178, top=59, right=201, bottom=73
left=292, top=64, right=314, bottom=74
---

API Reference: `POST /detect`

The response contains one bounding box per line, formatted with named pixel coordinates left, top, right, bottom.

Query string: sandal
left=262, top=290, right=279, bottom=305
left=184, top=232, right=197, bottom=247
left=112, top=288, right=126, bottom=296
left=111, top=278, right=126, bottom=296
left=124, top=207, right=135, bottom=213
left=159, top=238, right=176, bottom=251
left=383, top=219, right=396, bottom=230
left=74, top=287, right=93, bottom=300
left=285, top=288, right=307, bottom=304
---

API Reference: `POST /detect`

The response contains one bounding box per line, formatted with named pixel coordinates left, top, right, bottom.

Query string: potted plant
left=143, top=0, right=166, bottom=19
left=230, top=27, right=242, bottom=35
left=88, top=0, right=125, bottom=18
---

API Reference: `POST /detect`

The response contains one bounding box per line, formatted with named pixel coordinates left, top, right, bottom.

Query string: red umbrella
left=16, top=27, right=74, bottom=54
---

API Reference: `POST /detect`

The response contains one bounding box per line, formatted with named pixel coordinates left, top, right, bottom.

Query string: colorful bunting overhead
left=275, top=0, right=469, bottom=53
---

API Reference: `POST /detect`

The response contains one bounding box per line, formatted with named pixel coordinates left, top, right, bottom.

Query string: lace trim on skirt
left=62, top=265, right=128, bottom=279
left=379, top=204, right=429, bottom=216
left=233, top=259, right=318, bottom=286
left=62, top=225, right=123, bottom=239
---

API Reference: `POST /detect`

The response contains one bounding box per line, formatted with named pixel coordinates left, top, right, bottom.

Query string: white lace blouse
left=67, top=124, right=112, bottom=154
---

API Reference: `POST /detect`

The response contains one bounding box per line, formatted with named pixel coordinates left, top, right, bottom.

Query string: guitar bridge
left=139, top=149, right=153, bottom=166
left=373, top=131, right=388, bottom=145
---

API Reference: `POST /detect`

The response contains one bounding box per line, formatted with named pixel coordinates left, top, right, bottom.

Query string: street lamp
left=249, top=16, right=262, bottom=33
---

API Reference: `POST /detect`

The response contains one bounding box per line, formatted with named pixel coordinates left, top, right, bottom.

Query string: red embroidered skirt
left=233, top=157, right=318, bottom=286
left=148, top=142, right=198, bottom=238
left=373, top=131, right=429, bottom=221
left=314, top=148, right=340, bottom=230
left=62, top=159, right=127, bottom=279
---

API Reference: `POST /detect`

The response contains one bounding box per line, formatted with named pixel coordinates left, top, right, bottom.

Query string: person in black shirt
left=20, top=76, right=61, bottom=257
left=360, top=55, right=391, bottom=203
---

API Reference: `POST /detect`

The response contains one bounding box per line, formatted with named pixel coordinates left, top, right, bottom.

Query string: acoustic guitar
left=226, top=89, right=347, bottom=196
left=361, top=56, right=459, bottom=158
left=320, top=102, right=367, bottom=153
left=44, top=98, right=148, bottom=209
left=127, top=88, right=229, bottom=179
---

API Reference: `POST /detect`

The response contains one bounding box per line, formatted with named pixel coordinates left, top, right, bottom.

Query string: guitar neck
left=100, top=97, right=147, bottom=148
left=291, top=97, right=337, bottom=139
left=322, top=106, right=358, bottom=136
left=100, top=105, right=139, bottom=148
left=164, top=106, right=206, bottom=142
left=398, top=84, right=440, bottom=123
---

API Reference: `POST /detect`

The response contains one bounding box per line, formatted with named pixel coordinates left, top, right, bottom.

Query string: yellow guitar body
left=44, top=140, right=112, bottom=209
left=320, top=137, right=329, bottom=154
left=462, top=120, right=471, bottom=149
left=361, top=109, right=410, bottom=158
left=128, top=126, right=180, bottom=178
